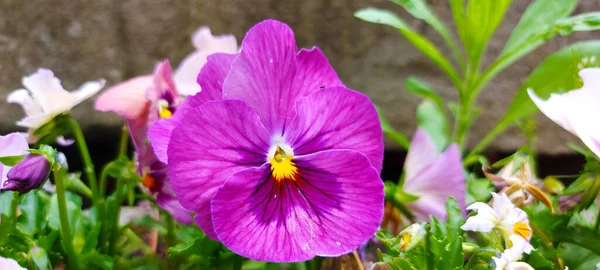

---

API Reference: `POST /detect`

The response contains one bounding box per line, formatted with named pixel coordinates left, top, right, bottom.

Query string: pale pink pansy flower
left=7, top=69, right=105, bottom=139
left=528, top=68, right=600, bottom=158
left=95, top=26, right=238, bottom=118
left=0, top=133, right=29, bottom=189
left=402, top=128, right=465, bottom=222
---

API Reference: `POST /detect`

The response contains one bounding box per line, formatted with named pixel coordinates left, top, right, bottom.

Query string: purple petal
left=156, top=191, right=193, bottom=225
left=284, top=87, right=383, bottom=172
left=223, top=20, right=342, bottom=133
left=148, top=53, right=235, bottom=164
left=211, top=150, right=383, bottom=262
left=168, top=100, right=271, bottom=239
left=196, top=53, right=235, bottom=103
left=403, top=144, right=465, bottom=221
left=404, top=128, right=438, bottom=181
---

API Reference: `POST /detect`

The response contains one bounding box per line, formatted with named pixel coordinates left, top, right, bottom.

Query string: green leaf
left=526, top=249, right=555, bottom=270
left=416, top=100, right=450, bottom=152
left=500, top=0, right=577, bottom=58
left=466, top=176, right=493, bottom=205
left=472, top=41, right=600, bottom=155
left=553, top=227, right=600, bottom=256
left=390, top=0, right=463, bottom=65
left=168, top=235, right=220, bottom=260
left=0, top=155, right=25, bottom=166
left=405, top=77, right=445, bottom=113
left=17, top=193, right=47, bottom=236
left=28, top=246, right=49, bottom=270
left=465, top=248, right=496, bottom=269
left=377, top=107, right=410, bottom=149
left=354, top=8, right=461, bottom=88
left=81, top=251, right=114, bottom=270
left=560, top=243, right=600, bottom=270
left=427, top=198, right=465, bottom=270
left=461, top=0, right=513, bottom=69
left=555, top=12, right=600, bottom=34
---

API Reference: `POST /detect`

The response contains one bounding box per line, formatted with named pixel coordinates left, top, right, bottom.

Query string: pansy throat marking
left=268, top=144, right=297, bottom=182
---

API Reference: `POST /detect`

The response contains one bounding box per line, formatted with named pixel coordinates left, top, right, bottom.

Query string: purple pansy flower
left=148, top=20, right=384, bottom=262
left=402, top=128, right=465, bottom=222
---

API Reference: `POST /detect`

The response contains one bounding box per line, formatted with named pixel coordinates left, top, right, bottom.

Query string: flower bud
left=1, top=154, right=51, bottom=193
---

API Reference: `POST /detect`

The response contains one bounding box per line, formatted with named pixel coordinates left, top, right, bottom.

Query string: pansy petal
left=174, top=27, right=238, bottom=96
left=156, top=192, right=193, bottom=225
left=168, top=100, right=270, bottom=238
left=197, top=53, right=235, bottom=103
left=284, top=87, right=383, bottom=171
left=148, top=53, right=234, bottom=163
left=72, top=79, right=105, bottom=104
left=403, top=144, right=465, bottom=221
left=222, top=20, right=297, bottom=133
left=212, top=150, right=383, bottom=262
left=404, top=128, right=438, bottom=181
left=461, top=202, right=497, bottom=233
left=7, top=89, right=44, bottom=116
left=191, top=26, right=238, bottom=52
left=95, top=76, right=151, bottom=119
left=223, top=20, right=342, bottom=133
left=0, top=133, right=29, bottom=183
left=22, top=68, right=76, bottom=112
left=147, top=60, right=179, bottom=101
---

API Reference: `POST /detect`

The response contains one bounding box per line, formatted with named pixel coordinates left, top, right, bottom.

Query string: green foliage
left=0, top=155, right=25, bottom=166
left=377, top=107, right=411, bottom=149
left=375, top=197, right=469, bottom=270
left=416, top=100, right=450, bottom=152
left=354, top=8, right=461, bottom=88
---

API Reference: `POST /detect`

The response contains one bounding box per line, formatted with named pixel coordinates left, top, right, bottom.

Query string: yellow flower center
left=158, top=100, right=172, bottom=119
left=399, top=233, right=412, bottom=251
left=269, top=146, right=297, bottom=181
left=512, top=221, right=532, bottom=239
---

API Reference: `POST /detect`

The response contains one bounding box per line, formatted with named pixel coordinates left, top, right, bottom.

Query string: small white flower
left=8, top=68, right=105, bottom=131
left=0, top=256, right=26, bottom=270
left=461, top=193, right=533, bottom=248
left=492, top=235, right=534, bottom=270
left=398, top=223, right=426, bottom=251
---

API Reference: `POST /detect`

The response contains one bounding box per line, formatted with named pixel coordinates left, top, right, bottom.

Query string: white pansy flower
left=8, top=68, right=105, bottom=132
left=528, top=68, right=600, bottom=158
left=0, top=256, right=26, bottom=270
left=492, top=235, right=534, bottom=270
left=461, top=193, right=533, bottom=249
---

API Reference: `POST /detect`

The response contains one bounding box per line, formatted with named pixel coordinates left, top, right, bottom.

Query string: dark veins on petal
left=248, top=161, right=342, bottom=227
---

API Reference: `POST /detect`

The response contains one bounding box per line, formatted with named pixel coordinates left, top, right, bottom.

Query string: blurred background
left=0, top=0, right=599, bottom=164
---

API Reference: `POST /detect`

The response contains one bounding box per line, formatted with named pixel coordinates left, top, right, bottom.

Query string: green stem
left=67, top=116, right=99, bottom=207
left=594, top=206, right=600, bottom=232
left=530, top=220, right=564, bottom=270
left=54, top=164, right=80, bottom=269
left=108, top=179, right=127, bottom=255
left=123, top=228, right=154, bottom=255
left=164, top=211, right=176, bottom=247
left=118, top=125, right=129, bottom=158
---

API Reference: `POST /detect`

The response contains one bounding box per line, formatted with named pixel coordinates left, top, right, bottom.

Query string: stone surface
left=0, top=0, right=599, bottom=154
